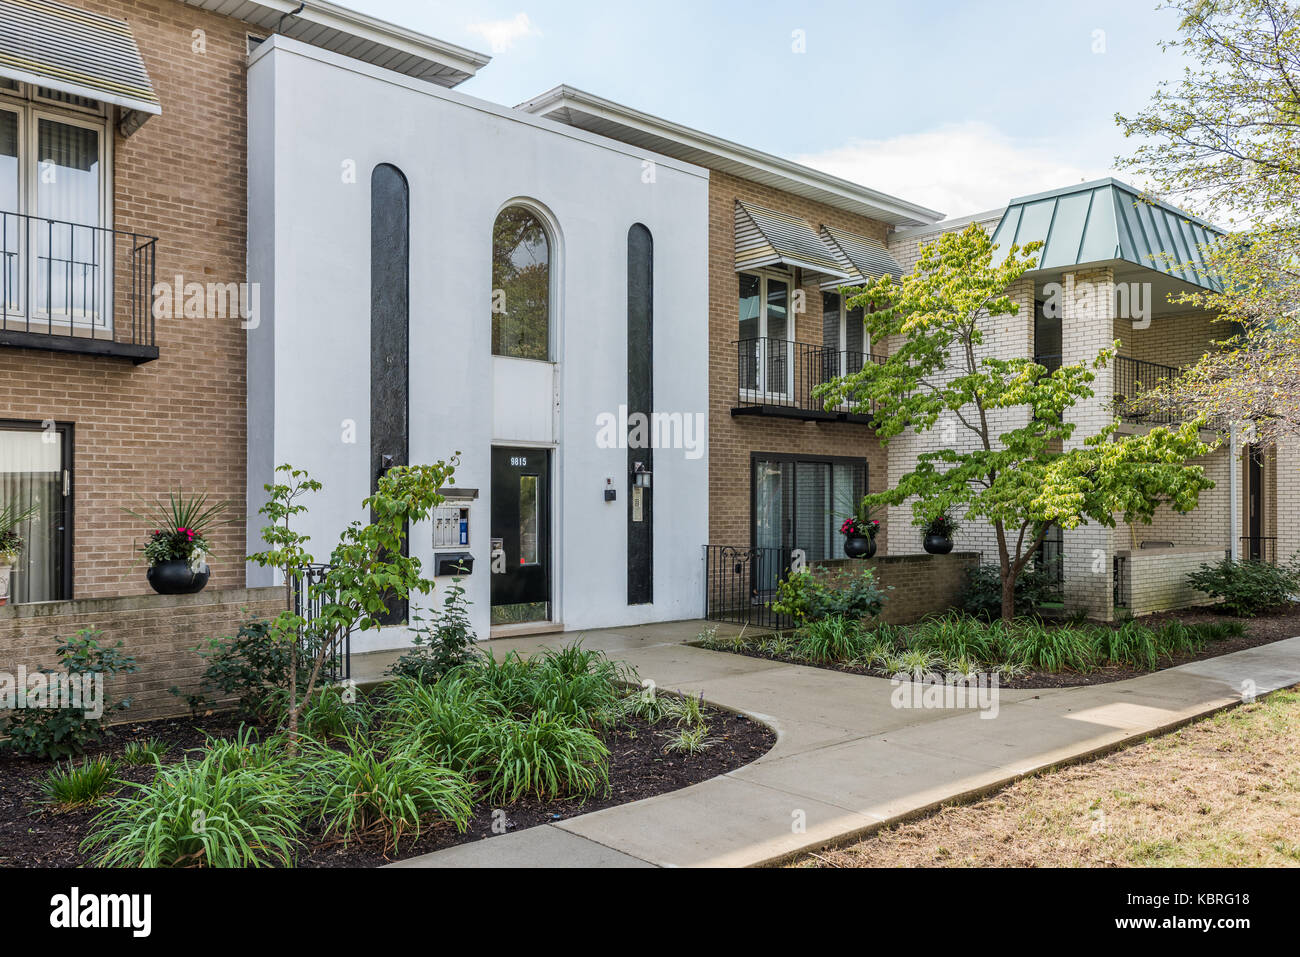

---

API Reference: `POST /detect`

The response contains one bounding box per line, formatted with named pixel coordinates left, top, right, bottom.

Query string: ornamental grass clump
left=82, top=750, right=304, bottom=868
left=303, top=735, right=473, bottom=852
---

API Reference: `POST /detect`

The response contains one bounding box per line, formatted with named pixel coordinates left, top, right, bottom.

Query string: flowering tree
left=1116, top=0, right=1300, bottom=444
left=815, top=225, right=1215, bottom=620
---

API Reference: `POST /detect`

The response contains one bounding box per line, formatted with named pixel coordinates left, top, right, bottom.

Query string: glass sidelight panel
left=35, top=118, right=103, bottom=327
left=765, top=278, right=789, bottom=395
left=0, top=109, right=17, bottom=316
left=0, top=425, right=68, bottom=603
left=519, top=474, right=539, bottom=565
left=738, top=273, right=760, bottom=391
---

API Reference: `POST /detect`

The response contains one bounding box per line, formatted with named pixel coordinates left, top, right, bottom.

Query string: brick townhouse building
left=0, top=0, right=489, bottom=606
left=1, top=0, right=1293, bottom=661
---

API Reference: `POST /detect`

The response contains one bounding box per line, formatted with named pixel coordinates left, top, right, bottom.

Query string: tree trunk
left=1001, top=569, right=1018, bottom=622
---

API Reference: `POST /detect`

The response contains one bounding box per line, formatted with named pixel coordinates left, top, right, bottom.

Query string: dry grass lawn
left=797, top=685, right=1300, bottom=868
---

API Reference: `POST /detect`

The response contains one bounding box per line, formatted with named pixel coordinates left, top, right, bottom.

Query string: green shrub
left=793, top=615, right=865, bottom=662
left=771, top=566, right=888, bottom=623
left=958, top=565, right=1058, bottom=620
left=467, top=711, right=609, bottom=803
left=1, top=629, right=138, bottom=760
left=44, top=757, right=119, bottom=809
left=1186, top=557, right=1300, bottom=617
left=174, top=618, right=312, bottom=721
left=304, top=735, right=473, bottom=851
left=386, top=576, right=480, bottom=684
left=121, top=738, right=172, bottom=766
left=1009, top=622, right=1097, bottom=673
left=82, top=752, right=303, bottom=867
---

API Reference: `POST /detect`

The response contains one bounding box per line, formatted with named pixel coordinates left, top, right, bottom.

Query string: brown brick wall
left=813, top=552, right=979, bottom=624
left=0, top=587, right=286, bottom=722
left=0, top=0, right=253, bottom=598
left=708, top=170, right=891, bottom=551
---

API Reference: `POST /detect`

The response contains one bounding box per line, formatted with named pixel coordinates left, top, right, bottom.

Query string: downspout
left=1229, top=422, right=1240, bottom=561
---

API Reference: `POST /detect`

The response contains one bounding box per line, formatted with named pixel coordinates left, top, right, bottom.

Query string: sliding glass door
left=752, top=454, right=866, bottom=564
left=0, top=422, right=71, bottom=603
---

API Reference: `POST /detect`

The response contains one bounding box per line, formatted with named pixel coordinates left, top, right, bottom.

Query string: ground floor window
left=0, top=420, right=72, bottom=603
left=752, top=453, right=867, bottom=562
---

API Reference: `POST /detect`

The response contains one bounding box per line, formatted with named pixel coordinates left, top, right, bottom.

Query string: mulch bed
left=0, top=707, right=774, bottom=868
left=705, top=603, right=1300, bottom=690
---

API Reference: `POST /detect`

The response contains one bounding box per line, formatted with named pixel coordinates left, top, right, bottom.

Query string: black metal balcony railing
left=1112, top=355, right=1180, bottom=425
left=0, top=210, right=158, bottom=362
left=734, top=337, right=886, bottom=422
left=1035, top=353, right=1192, bottom=426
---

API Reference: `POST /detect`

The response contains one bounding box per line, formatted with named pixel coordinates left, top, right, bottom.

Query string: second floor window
left=1, top=86, right=109, bottom=328
left=492, top=205, right=551, bottom=360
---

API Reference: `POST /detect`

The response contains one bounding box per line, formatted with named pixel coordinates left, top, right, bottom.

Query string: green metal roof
left=989, top=179, right=1224, bottom=292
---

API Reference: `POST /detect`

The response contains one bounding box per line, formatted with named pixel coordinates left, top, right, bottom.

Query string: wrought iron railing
left=1240, top=536, right=1278, bottom=565
left=702, top=544, right=796, bottom=630
left=0, top=209, right=157, bottom=352
left=1112, top=355, right=1181, bottom=425
left=1113, top=555, right=1129, bottom=609
left=289, top=563, right=351, bottom=684
left=734, top=337, right=886, bottom=418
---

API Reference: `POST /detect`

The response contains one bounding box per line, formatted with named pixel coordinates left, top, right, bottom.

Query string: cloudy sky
left=340, top=0, right=1187, bottom=219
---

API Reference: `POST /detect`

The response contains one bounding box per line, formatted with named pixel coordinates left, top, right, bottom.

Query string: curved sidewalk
left=374, top=620, right=1300, bottom=868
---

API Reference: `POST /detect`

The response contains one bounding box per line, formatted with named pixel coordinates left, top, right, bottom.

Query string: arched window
left=492, top=205, right=551, bottom=360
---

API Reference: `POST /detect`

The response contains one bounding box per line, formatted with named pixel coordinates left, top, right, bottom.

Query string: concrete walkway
left=362, top=620, right=1300, bottom=868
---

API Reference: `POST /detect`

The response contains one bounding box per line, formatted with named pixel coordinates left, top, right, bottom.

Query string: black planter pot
left=923, top=533, right=954, bottom=555
left=843, top=533, right=876, bottom=559
left=147, top=559, right=210, bottom=595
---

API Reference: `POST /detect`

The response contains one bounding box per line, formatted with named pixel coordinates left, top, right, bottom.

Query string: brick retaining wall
left=814, top=552, right=979, bottom=624
left=0, top=587, right=286, bottom=723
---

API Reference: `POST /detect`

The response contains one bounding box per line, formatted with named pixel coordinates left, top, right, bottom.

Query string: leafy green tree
left=248, top=458, right=459, bottom=744
left=1116, top=0, right=1300, bottom=444
left=814, top=225, right=1215, bottom=621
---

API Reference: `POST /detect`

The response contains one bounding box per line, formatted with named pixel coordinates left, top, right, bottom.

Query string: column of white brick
left=1061, top=267, right=1117, bottom=620
left=1276, top=438, right=1300, bottom=563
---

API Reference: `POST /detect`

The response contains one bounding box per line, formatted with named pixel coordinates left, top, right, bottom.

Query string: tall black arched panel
left=627, top=223, right=654, bottom=604
left=371, top=163, right=410, bottom=625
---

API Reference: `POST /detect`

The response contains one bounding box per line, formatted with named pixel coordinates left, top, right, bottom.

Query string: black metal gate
left=702, top=545, right=796, bottom=630
left=289, top=563, right=351, bottom=684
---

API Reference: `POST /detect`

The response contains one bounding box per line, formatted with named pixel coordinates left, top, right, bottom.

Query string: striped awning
left=0, top=0, right=160, bottom=117
left=735, top=200, right=848, bottom=279
left=817, top=224, right=903, bottom=290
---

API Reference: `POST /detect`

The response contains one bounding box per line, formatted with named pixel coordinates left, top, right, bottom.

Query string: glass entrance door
left=490, top=447, right=551, bottom=624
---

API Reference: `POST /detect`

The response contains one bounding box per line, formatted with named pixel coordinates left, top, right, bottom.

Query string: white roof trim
left=517, top=85, right=944, bottom=227
left=177, top=0, right=490, bottom=87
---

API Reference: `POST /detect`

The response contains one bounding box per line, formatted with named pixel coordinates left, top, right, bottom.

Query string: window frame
left=0, top=417, right=74, bottom=602
left=0, top=85, right=114, bottom=333
left=490, top=201, right=556, bottom=363
left=749, top=450, right=869, bottom=557
left=738, top=267, right=796, bottom=400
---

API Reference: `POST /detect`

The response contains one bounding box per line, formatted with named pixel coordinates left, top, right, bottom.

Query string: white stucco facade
left=246, top=36, right=710, bottom=649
